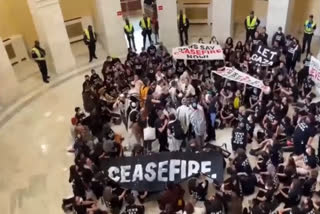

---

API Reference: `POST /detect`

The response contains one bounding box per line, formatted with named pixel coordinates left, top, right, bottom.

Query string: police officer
left=31, top=40, right=50, bottom=83
left=124, top=18, right=136, bottom=51
left=244, top=11, right=260, bottom=42
left=139, top=14, right=153, bottom=50
left=178, top=10, right=189, bottom=46
left=302, top=15, right=317, bottom=55
left=83, top=25, right=97, bottom=62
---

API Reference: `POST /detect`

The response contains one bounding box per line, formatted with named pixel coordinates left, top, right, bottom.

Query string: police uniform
left=31, top=46, right=49, bottom=83
left=178, top=14, right=189, bottom=46
left=302, top=19, right=316, bottom=54
left=139, top=17, right=153, bottom=49
left=124, top=22, right=136, bottom=51
left=83, top=28, right=97, bottom=62
left=244, top=15, right=260, bottom=42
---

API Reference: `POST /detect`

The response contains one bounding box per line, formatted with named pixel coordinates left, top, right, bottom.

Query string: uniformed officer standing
left=31, top=40, right=50, bottom=83
left=124, top=18, right=136, bottom=51
left=178, top=10, right=190, bottom=46
left=244, top=11, right=260, bottom=42
left=139, top=14, right=153, bottom=49
left=83, top=25, right=98, bottom=62
left=302, top=15, right=317, bottom=55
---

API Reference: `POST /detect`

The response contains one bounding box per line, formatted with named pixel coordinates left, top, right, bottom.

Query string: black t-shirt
left=234, top=157, right=252, bottom=174
left=293, top=122, right=316, bottom=145
left=190, top=180, right=208, bottom=201
left=304, top=153, right=318, bottom=169
left=232, top=128, right=247, bottom=147
left=204, top=199, right=224, bottom=214
left=155, top=118, right=168, bottom=139
left=125, top=204, right=145, bottom=214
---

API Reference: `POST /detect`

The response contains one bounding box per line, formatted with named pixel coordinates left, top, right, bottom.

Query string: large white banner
left=172, top=43, right=224, bottom=60
left=212, top=67, right=269, bottom=92
left=309, top=56, right=320, bottom=92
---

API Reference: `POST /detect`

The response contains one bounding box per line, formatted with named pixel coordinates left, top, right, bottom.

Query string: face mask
left=192, top=103, right=197, bottom=109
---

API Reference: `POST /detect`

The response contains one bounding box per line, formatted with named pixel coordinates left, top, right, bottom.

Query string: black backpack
left=173, top=120, right=184, bottom=140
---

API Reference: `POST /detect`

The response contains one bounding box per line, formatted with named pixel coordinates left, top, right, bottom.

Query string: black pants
left=126, top=34, right=136, bottom=50
left=179, top=29, right=188, bottom=46
left=37, top=60, right=48, bottom=82
left=246, top=29, right=255, bottom=42
left=88, top=43, right=97, bottom=62
left=302, top=33, right=313, bottom=54
left=142, top=30, right=152, bottom=49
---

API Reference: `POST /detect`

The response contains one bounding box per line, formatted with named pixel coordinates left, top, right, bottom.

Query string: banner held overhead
left=172, top=43, right=224, bottom=60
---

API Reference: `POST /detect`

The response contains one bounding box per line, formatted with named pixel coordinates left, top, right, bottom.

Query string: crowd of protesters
left=62, top=21, right=320, bottom=214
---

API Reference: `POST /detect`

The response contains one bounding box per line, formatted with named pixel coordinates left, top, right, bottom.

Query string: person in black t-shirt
left=292, top=115, right=316, bottom=155
left=124, top=193, right=145, bottom=214
left=231, top=122, right=248, bottom=151
left=188, top=175, right=209, bottom=202
left=204, top=194, right=224, bottom=214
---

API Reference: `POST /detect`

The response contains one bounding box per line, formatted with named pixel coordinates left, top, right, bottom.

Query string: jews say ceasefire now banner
left=172, top=43, right=224, bottom=60
left=101, top=151, right=224, bottom=192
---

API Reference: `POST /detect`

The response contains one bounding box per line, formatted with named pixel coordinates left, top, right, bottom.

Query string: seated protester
left=102, top=187, right=127, bottom=214
left=250, top=201, right=272, bottom=214
left=75, top=107, right=87, bottom=123
left=249, top=87, right=260, bottom=109
left=276, top=116, right=295, bottom=144
left=230, top=148, right=252, bottom=176
left=262, top=105, right=280, bottom=131
left=158, top=182, right=185, bottom=213
left=233, top=90, right=243, bottom=111
left=301, top=170, right=318, bottom=197
left=253, top=151, right=270, bottom=173
left=280, top=77, right=299, bottom=103
left=277, top=157, right=297, bottom=187
left=123, top=193, right=145, bottom=214
left=276, top=178, right=302, bottom=208
left=187, top=174, right=209, bottom=202
left=294, top=145, right=318, bottom=175
left=204, top=194, right=224, bottom=214
left=255, top=178, right=276, bottom=204
left=256, top=122, right=274, bottom=144
left=301, top=77, right=315, bottom=98
left=220, top=103, right=235, bottom=128
left=74, top=196, right=95, bottom=214
left=231, top=122, right=247, bottom=151
left=280, top=198, right=315, bottom=214
left=292, top=115, right=316, bottom=156
left=90, top=69, right=102, bottom=85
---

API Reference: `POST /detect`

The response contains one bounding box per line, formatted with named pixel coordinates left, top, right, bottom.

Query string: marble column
left=266, top=0, right=293, bottom=41
left=157, top=0, right=179, bottom=49
left=95, top=0, right=128, bottom=58
left=0, top=38, right=20, bottom=106
left=211, top=0, right=234, bottom=44
left=27, top=0, right=76, bottom=73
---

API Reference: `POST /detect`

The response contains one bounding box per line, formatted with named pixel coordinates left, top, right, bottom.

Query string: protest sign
left=172, top=43, right=224, bottom=60
left=250, top=45, right=280, bottom=66
left=101, top=151, right=224, bottom=192
left=309, top=56, right=320, bottom=92
left=212, top=67, right=269, bottom=92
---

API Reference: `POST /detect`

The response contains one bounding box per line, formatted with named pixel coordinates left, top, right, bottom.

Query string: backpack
left=173, top=120, right=185, bottom=140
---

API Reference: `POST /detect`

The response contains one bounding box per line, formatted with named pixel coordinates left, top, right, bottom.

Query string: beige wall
left=0, top=0, right=96, bottom=49
left=60, top=0, right=95, bottom=21
left=289, top=0, right=320, bottom=36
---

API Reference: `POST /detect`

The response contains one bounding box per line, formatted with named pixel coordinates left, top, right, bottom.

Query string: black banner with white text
left=101, top=151, right=224, bottom=192
left=250, top=45, right=280, bottom=66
